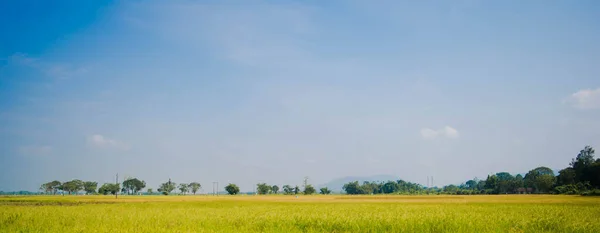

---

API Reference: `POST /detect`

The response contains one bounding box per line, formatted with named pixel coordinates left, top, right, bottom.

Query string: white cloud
left=87, top=134, right=129, bottom=150
left=18, top=145, right=52, bottom=157
left=420, top=126, right=459, bottom=140
left=567, top=88, right=600, bottom=110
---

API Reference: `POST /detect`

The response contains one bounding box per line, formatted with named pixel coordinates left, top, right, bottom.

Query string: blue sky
left=1, top=0, right=599, bottom=192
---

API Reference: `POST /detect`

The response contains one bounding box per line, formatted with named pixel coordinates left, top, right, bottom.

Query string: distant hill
left=319, top=175, right=399, bottom=192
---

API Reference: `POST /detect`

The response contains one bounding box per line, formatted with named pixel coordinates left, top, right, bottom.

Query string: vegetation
left=225, top=184, right=240, bottom=195
left=31, top=146, right=600, bottom=197
left=1, top=195, right=600, bottom=232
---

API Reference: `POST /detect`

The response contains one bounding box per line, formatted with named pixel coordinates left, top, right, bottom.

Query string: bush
left=581, top=189, right=600, bottom=196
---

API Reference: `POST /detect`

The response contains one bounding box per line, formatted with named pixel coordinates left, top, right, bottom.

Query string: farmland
left=2, top=195, right=600, bottom=232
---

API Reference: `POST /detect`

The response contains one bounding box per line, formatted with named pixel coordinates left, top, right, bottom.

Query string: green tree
left=319, top=187, right=332, bottom=194
left=256, top=183, right=271, bottom=195
left=484, top=175, right=499, bottom=194
left=382, top=181, right=399, bottom=194
left=304, top=184, right=316, bottom=195
left=557, top=168, right=576, bottom=186
left=495, top=172, right=515, bottom=194
left=178, top=183, right=189, bottom=195
left=83, top=181, right=98, bottom=194
left=465, top=180, right=477, bottom=190
left=225, top=183, right=240, bottom=195
left=293, top=186, right=300, bottom=195
left=122, top=178, right=146, bottom=195
left=271, top=185, right=279, bottom=194
left=282, top=185, right=294, bottom=195
left=524, top=167, right=556, bottom=193
left=343, top=181, right=365, bottom=195
left=98, top=183, right=120, bottom=195
left=147, top=188, right=153, bottom=195
left=571, top=146, right=595, bottom=182
left=62, top=179, right=84, bottom=195
left=158, top=179, right=176, bottom=195
left=189, top=182, right=201, bottom=195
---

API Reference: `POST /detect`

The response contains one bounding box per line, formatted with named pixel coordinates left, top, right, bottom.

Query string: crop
left=1, top=195, right=600, bottom=232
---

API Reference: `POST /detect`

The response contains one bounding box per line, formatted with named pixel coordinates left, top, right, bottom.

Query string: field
left=2, top=195, right=600, bottom=232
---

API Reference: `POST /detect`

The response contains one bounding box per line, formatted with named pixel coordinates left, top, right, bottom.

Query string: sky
left=1, top=0, right=600, bottom=193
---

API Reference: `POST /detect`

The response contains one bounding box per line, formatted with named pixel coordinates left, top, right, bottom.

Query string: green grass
left=1, top=195, right=600, bottom=232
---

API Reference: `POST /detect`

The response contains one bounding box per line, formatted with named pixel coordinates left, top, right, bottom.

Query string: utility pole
left=115, top=173, right=119, bottom=199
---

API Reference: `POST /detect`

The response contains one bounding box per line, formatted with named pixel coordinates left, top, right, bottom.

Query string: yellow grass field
left=2, top=195, right=600, bottom=232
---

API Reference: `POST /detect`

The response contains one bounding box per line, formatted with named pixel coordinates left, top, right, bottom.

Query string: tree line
left=340, top=146, right=600, bottom=195
left=37, top=146, right=599, bottom=196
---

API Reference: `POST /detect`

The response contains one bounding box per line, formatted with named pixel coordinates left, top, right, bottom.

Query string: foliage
left=98, top=183, right=120, bottom=195
left=158, top=179, right=176, bottom=195
left=225, top=183, right=240, bottom=195
left=189, top=182, right=201, bottom=195
left=83, top=181, right=98, bottom=194
left=319, top=187, right=332, bottom=195
left=303, top=184, right=316, bottom=195
left=256, top=183, right=272, bottom=195
left=282, top=185, right=293, bottom=195
left=271, top=185, right=279, bottom=194
left=178, top=183, right=189, bottom=195
left=122, top=178, right=146, bottom=195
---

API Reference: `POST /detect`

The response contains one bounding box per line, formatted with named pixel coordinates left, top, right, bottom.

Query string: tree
left=98, top=183, right=120, bottom=195
left=83, top=181, right=98, bottom=194
left=158, top=179, right=176, bottom=195
left=282, top=185, right=294, bottom=195
left=304, top=184, right=316, bottom=195
left=524, top=167, right=556, bottom=193
left=225, top=183, right=240, bottom=195
left=484, top=175, right=499, bottom=194
left=271, top=185, right=279, bottom=194
left=147, top=188, right=153, bottom=195
left=293, top=186, right=300, bottom=195
left=382, top=181, right=399, bottom=194
left=188, top=182, right=201, bottom=195
left=571, top=146, right=595, bottom=182
left=557, top=168, right=576, bottom=186
left=256, top=183, right=272, bottom=195
left=319, top=187, right=332, bottom=195
left=465, top=180, right=477, bottom=190
left=343, top=181, right=365, bottom=195
left=122, top=178, right=146, bottom=195
left=178, top=183, right=189, bottom=195
left=62, top=179, right=84, bottom=195
left=495, top=172, right=515, bottom=194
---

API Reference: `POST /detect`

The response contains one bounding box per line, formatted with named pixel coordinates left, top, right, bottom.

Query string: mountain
left=319, top=175, right=399, bottom=192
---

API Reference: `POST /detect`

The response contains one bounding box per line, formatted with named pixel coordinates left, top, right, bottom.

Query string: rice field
left=1, top=195, right=600, bottom=232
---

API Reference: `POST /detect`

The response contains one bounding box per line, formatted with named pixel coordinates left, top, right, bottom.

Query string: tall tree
left=83, top=181, right=98, bottom=194
left=158, top=179, right=176, bottom=195
left=122, top=178, right=146, bottom=195
left=178, top=183, right=189, bottom=195
left=557, top=168, right=576, bottom=186
left=271, top=185, right=279, bottom=194
left=571, top=146, right=595, bottom=181
left=189, top=182, right=201, bottom=195
left=282, top=185, right=294, bottom=195
left=225, top=183, right=240, bottom=195
left=304, top=184, right=316, bottom=195
left=524, top=167, right=556, bottom=193
left=256, top=183, right=271, bottom=195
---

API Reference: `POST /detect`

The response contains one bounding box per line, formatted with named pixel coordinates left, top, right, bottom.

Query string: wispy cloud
left=87, top=134, right=129, bottom=150
left=566, top=88, right=600, bottom=110
left=420, top=126, right=459, bottom=140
